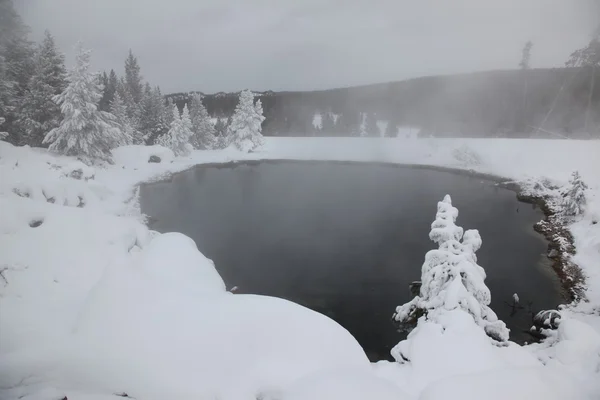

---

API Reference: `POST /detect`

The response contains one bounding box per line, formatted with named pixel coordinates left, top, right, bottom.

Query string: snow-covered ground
left=1, top=137, right=599, bottom=399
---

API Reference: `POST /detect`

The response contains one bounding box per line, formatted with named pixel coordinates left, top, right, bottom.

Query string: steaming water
left=140, top=161, right=563, bottom=361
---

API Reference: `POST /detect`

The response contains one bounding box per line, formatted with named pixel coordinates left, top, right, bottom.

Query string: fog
left=16, top=0, right=600, bottom=93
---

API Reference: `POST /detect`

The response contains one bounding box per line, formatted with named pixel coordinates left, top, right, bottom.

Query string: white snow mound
left=13, top=237, right=368, bottom=400
left=284, top=369, right=412, bottom=400
left=138, top=232, right=226, bottom=293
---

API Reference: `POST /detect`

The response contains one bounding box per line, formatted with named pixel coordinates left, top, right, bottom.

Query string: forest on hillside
left=167, top=67, right=600, bottom=139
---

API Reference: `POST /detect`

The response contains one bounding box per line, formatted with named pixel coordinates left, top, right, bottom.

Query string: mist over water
left=140, top=162, right=563, bottom=360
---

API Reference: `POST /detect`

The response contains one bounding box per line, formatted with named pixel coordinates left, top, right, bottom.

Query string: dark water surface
left=140, top=161, right=563, bottom=361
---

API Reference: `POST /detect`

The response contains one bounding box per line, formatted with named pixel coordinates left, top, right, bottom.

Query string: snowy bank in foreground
left=1, top=138, right=600, bottom=399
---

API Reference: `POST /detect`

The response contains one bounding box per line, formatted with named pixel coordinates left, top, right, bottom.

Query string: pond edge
left=141, top=159, right=584, bottom=305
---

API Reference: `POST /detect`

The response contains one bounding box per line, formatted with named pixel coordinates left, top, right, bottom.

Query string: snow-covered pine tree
left=116, top=76, right=140, bottom=135
left=0, top=0, right=35, bottom=145
left=189, top=93, right=216, bottom=150
left=0, top=117, right=8, bottom=140
left=213, top=118, right=229, bottom=149
left=124, top=49, right=143, bottom=105
left=385, top=119, right=398, bottom=137
left=227, top=90, right=265, bottom=152
left=109, top=92, right=134, bottom=145
left=394, top=195, right=509, bottom=342
left=43, top=43, right=128, bottom=164
left=519, top=41, right=533, bottom=70
left=15, top=30, right=66, bottom=147
left=365, top=112, right=379, bottom=137
left=138, top=83, right=166, bottom=144
left=98, top=69, right=117, bottom=112
left=160, top=104, right=192, bottom=156
left=321, top=111, right=335, bottom=135
left=562, top=171, right=588, bottom=217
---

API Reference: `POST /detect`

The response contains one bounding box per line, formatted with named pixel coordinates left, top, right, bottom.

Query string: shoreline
left=141, top=158, right=584, bottom=307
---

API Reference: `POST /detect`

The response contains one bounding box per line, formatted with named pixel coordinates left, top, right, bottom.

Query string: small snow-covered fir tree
left=321, top=111, right=336, bottom=134
left=365, top=112, right=379, bottom=137
left=159, top=104, right=192, bottom=156
left=109, top=92, right=134, bottom=145
left=43, top=43, right=127, bottom=164
left=189, top=93, right=216, bottom=150
left=227, top=90, right=265, bottom=152
left=562, top=171, right=588, bottom=217
left=139, top=83, right=167, bottom=144
left=394, top=195, right=509, bottom=342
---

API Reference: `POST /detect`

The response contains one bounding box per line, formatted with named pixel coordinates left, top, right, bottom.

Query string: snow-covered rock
left=111, top=144, right=174, bottom=167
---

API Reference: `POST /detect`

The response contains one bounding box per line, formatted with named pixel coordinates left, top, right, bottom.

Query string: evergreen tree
left=320, top=111, right=335, bottom=135
left=566, top=35, right=600, bottom=135
left=0, top=0, right=35, bottom=144
left=385, top=119, right=398, bottom=137
left=227, top=90, right=265, bottom=152
left=189, top=93, right=216, bottom=150
left=116, top=76, right=140, bottom=135
left=519, top=41, right=533, bottom=70
left=159, top=104, right=192, bottom=156
left=98, top=69, right=118, bottom=112
left=335, top=110, right=361, bottom=136
left=394, top=195, right=509, bottom=342
left=562, top=171, right=588, bottom=217
left=365, top=112, right=379, bottom=137
left=15, top=30, right=66, bottom=146
left=43, top=43, right=127, bottom=164
left=109, top=92, right=134, bottom=145
left=140, top=84, right=168, bottom=145
left=213, top=118, right=228, bottom=149
left=124, top=49, right=143, bottom=104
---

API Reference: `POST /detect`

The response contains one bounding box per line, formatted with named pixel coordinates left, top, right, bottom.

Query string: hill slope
left=167, top=68, right=600, bottom=138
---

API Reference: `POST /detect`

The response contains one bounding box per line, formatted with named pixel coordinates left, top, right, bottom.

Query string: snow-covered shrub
left=531, top=309, right=562, bottom=333
left=561, top=171, right=588, bottom=217
left=227, top=90, right=265, bottom=152
left=394, top=195, right=509, bottom=342
left=452, top=144, right=482, bottom=167
left=158, top=104, right=192, bottom=156
left=43, top=43, right=128, bottom=164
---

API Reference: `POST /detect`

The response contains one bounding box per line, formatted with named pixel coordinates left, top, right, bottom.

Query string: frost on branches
left=189, top=94, right=216, bottom=150
left=109, top=92, right=134, bottom=145
left=227, top=90, right=265, bottom=152
left=394, top=195, right=509, bottom=342
left=561, top=171, right=588, bottom=217
left=43, top=44, right=128, bottom=164
left=158, top=104, right=192, bottom=156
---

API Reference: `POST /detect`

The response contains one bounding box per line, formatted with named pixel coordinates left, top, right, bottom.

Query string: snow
left=419, top=367, right=581, bottom=400
left=1, top=137, right=600, bottom=399
left=283, top=369, right=412, bottom=400
left=394, top=195, right=509, bottom=342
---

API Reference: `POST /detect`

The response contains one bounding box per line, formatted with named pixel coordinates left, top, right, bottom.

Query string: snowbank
left=419, top=367, right=580, bottom=400
left=1, top=138, right=600, bottom=399
left=283, top=369, right=412, bottom=400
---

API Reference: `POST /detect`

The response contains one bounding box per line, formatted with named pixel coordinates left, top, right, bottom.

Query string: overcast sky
left=16, top=0, right=600, bottom=94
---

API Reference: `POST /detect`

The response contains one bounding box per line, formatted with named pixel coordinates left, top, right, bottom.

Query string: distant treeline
left=167, top=68, right=600, bottom=138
